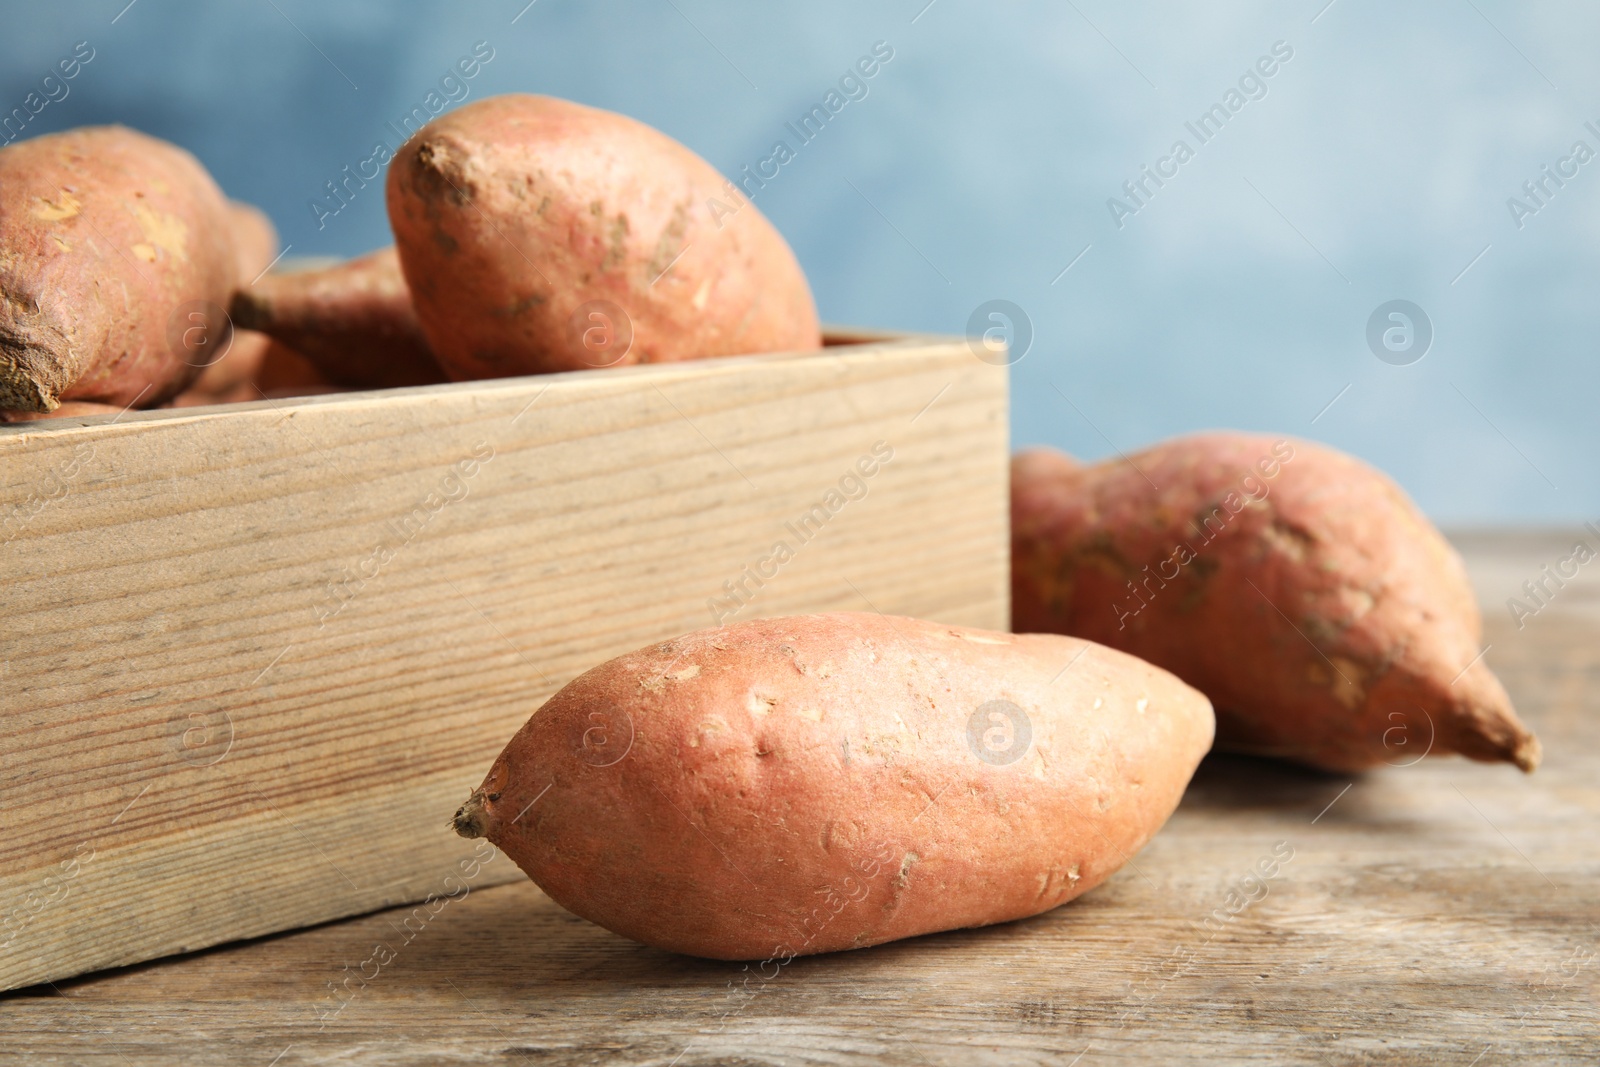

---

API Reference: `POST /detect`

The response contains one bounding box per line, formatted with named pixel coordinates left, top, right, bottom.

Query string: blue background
left=3, top=0, right=1594, bottom=524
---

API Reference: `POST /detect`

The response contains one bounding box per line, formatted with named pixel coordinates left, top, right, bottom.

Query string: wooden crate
left=0, top=331, right=1008, bottom=991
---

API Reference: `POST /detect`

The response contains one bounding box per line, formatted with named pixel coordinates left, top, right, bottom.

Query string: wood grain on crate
left=0, top=534, right=1595, bottom=1066
left=0, top=333, right=1009, bottom=993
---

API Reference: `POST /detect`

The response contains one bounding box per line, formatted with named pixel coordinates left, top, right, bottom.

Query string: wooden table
left=4, top=532, right=1597, bottom=1065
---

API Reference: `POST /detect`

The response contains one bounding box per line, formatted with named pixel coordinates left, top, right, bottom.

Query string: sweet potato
left=0, top=400, right=121, bottom=423
left=388, top=94, right=820, bottom=379
left=167, top=387, right=247, bottom=408
left=251, top=340, right=333, bottom=397
left=1011, top=433, right=1540, bottom=773
left=228, top=246, right=444, bottom=388
left=0, top=126, right=237, bottom=411
left=453, top=612, right=1213, bottom=959
left=226, top=200, right=279, bottom=283
left=188, top=200, right=281, bottom=400
left=172, top=339, right=357, bottom=406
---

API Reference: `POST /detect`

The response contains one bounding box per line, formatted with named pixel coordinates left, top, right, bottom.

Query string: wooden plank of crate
left=0, top=334, right=1009, bottom=991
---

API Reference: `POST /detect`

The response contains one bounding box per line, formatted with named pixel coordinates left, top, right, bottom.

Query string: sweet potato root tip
left=1441, top=664, right=1541, bottom=772
left=452, top=792, right=488, bottom=839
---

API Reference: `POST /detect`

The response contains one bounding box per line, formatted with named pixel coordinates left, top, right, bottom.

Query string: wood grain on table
left=3, top=532, right=1598, bottom=1066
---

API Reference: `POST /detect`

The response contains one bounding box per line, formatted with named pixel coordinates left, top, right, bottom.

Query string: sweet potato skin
left=388, top=94, right=821, bottom=379
left=228, top=247, right=443, bottom=388
left=0, top=126, right=237, bottom=411
left=225, top=200, right=279, bottom=283
left=0, top=400, right=122, bottom=423
left=454, top=612, right=1213, bottom=960
left=187, top=200, right=281, bottom=400
left=1011, top=433, right=1540, bottom=773
left=251, top=340, right=334, bottom=397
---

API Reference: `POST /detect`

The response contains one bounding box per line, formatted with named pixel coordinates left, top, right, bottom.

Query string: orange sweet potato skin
left=251, top=340, right=334, bottom=397
left=229, top=247, right=444, bottom=389
left=388, top=94, right=821, bottom=379
left=225, top=200, right=278, bottom=283
left=455, top=612, right=1213, bottom=960
left=0, top=400, right=122, bottom=423
left=0, top=126, right=237, bottom=411
left=187, top=200, right=281, bottom=400
left=1012, top=433, right=1540, bottom=773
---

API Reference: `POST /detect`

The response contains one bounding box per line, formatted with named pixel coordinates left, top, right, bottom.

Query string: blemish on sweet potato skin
left=1011, top=433, right=1540, bottom=774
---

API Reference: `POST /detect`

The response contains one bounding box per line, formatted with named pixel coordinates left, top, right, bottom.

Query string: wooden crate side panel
left=0, top=340, right=1007, bottom=989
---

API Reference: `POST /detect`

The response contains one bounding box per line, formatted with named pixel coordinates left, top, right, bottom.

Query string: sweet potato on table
left=1011, top=433, right=1540, bottom=774
left=388, top=94, right=821, bottom=379
left=453, top=612, right=1213, bottom=959
left=228, top=246, right=444, bottom=388
left=0, top=126, right=237, bottom=412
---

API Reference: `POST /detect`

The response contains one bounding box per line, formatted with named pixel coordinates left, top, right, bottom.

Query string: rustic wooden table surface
left=4, top=531, right=1597, bottom=1066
